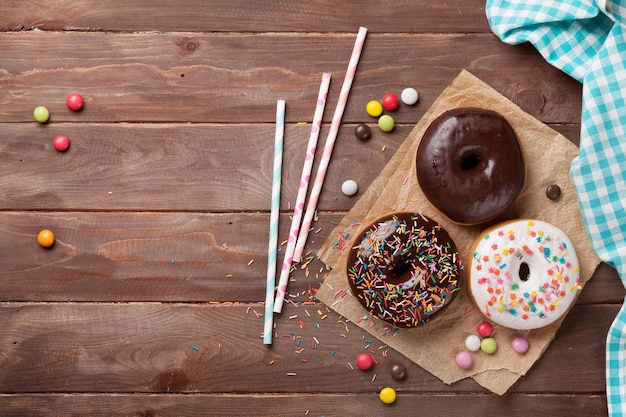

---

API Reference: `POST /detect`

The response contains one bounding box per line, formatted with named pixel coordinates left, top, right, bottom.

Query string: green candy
left=378, top=114, right=394, bottom=132
left=480, top=337, right=498, bottom=354
left=33, top=106, right=50, bottom=123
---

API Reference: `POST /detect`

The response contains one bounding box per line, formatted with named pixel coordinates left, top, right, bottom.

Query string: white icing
left=468, top=219, right=581, bottom=330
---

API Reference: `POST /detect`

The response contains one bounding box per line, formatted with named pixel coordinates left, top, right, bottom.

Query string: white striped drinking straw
left=274, top=73, right=331, bottom=313
left=263, top=99, right=285, bottom=344
left=292, top=26, right=368, bottom=263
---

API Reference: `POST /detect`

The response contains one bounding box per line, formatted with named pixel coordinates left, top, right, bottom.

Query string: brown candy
left=355, top=123, right=372, bottom=141
left=390, top=363, right=407, bottom=381
left=546, top=184, right=561, bottom=200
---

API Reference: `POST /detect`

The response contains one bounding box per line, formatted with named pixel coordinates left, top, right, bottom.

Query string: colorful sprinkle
left=346, top=212, right=463, bottom=328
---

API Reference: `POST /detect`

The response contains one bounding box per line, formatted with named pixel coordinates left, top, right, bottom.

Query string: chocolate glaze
left=416, top=107, right=525, bottom=225
left=346, top=212, right=463, bottom=328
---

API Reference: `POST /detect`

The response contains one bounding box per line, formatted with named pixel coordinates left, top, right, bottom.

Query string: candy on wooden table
left=381, top=92, right=399, bottom=111
left=354, top=123, right=372, bottom=141
left=377, top=114, right=394, bottom=132
left=53, top=135, right=70, bottom=152
left=379, top=387, right=397, bottom=404
left=341, top=180, right=358, bottom=196
left=33, top=106, right=50, bottom=123
left=401, top=87, right=419, bottom=105
left=390, top=363, right=407, bottom=381
left=66, top=93, right=84, bottom=111
left=366, top=100, right=383, bottom=117
left=37, top=229, right=55, bottom=247
left=356, top=353, right=374, bottom=370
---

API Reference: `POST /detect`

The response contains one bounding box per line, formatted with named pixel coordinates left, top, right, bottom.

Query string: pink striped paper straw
left=273, top=73, right=331, bottom=313
left=263, top=99, right=285, bottom=345
left=292, top=26, right=367, bottom=263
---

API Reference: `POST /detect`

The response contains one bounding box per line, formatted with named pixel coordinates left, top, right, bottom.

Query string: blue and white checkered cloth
left=486, top=0, right=626, bottom=414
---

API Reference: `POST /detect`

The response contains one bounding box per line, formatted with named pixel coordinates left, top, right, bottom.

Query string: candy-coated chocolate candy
left=465, top=334, right=481, bottom=352
left=356, top=353, right=374, bottom=370
left=546, top=184, right=561, bottom=200
left=477, top=321, right=493, bottom=338
left=33, top=106, right=50, bottom=123
left=401, top=87, right=419, bottom=105
left=381, top=93, right=399, bottom=111
left=379, top=387, right=397, bottom=404
left=341, top=180, right=358, bottom=196
left=366, top=100, right=383, bottom=117
left=480, top=337, right=497, bottom=354
left=512, top=336, right=530, bottom=354
left=455, top=351, right=472, bottom=369
left=354, top=123, right=372, bottom=141
left=390, top=363, right=407, bottom=381
left=66, top=93, right=84, bottom=111
left=378, top=114, right=394, bottom=132
left=37, top=229, right=55, bottom=247
left=53, top=135, right=70, bottom=152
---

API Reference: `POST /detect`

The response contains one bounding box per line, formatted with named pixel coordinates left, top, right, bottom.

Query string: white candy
left=465, top=334, right=481, bottom=352
left=401, top=87, right=419, bottom=106
left=341, top=180, right=358, bottom=196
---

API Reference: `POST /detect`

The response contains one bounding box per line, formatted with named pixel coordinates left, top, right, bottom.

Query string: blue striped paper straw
left=264, top=99, right=285, bottom=344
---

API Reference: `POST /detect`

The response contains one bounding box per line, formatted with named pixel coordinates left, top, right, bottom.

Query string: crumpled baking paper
left=315, top=70, right=600, bottom=394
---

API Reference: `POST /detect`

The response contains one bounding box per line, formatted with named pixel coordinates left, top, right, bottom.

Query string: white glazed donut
left=467, top=219, right=581, bottom=330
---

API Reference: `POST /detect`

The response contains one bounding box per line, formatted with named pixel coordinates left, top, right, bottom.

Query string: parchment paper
left=316, top=70, right=601, bottom=394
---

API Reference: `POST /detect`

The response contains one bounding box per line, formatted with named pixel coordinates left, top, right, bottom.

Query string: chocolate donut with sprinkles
left=346, top=212, right=463, bottom=328
left=468, top=219, right=582, bottom=330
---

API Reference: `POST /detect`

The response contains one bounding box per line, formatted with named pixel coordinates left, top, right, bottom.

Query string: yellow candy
left=366, top=100, right=383, bottom=117
left=379, top=387, right=397, bottom=404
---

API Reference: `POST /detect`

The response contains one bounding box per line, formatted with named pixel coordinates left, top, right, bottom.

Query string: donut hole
left=461, top=153, right=483, bottom=171
left=386, top=258, right=415, bottom=285
left=457, top=147, right=487, bottom=172
left=519, top=262, right=530, bottom=282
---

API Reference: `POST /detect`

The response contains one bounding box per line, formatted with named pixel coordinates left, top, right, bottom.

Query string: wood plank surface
left=0, top=34, right=579, bottom=124
left=0, top=394, right=608, bottom=417
left=0, top=1, right=621, bottom=416
left=0, top=303, right=615, bottom=394
left=0, top=0, right=490, bottom=33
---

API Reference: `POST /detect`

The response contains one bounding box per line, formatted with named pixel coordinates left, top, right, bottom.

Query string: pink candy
left=455, top=351, right=473, bottom=369
left=512, top=336, right=530, bottom=354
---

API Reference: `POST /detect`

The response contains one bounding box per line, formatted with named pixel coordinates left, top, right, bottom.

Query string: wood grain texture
left=1, top=211, right=622, bottom=303
left=0, top=34, right=580, bottom=124
left=0, top=0, right=490, bottom=33
left=0, top=1, right=618, bottom=415
left=0, top=123, right=409, bottom=211
left=0, top=394, right=609, bottom=417
left=0, top=303, right=615, bottom=394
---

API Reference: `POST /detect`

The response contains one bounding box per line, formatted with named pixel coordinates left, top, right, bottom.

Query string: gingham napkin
left=486, top=0, right=626, bottom=414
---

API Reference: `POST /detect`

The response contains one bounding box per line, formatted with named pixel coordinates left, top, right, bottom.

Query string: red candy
left=53, top=135, right=70, bottom=152
left=356, top=353, right=374, bottom=371
left=477, top=321, right=493, bottom=338
left=381, top=93, right=399, bottom=111
left=66, top=93, right=84, bottom=111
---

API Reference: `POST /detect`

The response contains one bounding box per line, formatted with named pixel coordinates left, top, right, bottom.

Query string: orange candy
left=37, top=229, right=55, bottom=247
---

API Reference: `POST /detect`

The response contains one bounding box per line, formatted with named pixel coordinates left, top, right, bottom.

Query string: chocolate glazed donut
left=416, top=107, right=525, bottom=225
left=346, top=212, right=463, bottom=328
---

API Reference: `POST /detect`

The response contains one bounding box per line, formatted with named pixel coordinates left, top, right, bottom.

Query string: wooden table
left=0, top=1, right=622, bottom=416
